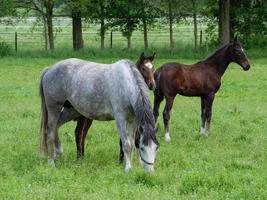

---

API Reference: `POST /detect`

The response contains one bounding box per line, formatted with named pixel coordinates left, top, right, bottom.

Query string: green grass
left=0, top=53, right=267, bottom=199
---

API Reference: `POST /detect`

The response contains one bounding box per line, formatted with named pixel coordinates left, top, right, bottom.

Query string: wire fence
left=0, top=17, right=212, bottom=51
left=0, top=30, right=211, bottom=51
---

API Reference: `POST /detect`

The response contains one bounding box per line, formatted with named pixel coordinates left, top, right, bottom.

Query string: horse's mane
left=125, top=60, right=159, bottom=145
left=201, top=43, right=231, bottom=63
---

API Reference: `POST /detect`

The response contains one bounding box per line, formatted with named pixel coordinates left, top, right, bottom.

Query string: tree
left=192, top=0, right=198, bottom=51
left=0, top=0, right=14, bottom=17
left=219, top=0, right=230, bottom=45
left=230, top=0, right=267, bottom=47
left=141, top=0, right=148, bottom=49
left=44, top=0, right=55, bottom=50
left=140, top=0, right=158, bottom=49
left=64, top=0, right=85, bottom=51
left=0, top=0, right=17, bottom=24
left=157, top=0, right=186, bottom=51
left=86, top=0, right=112, bottom=49
left=15, top=0, right=56, bottom=50
left=110, top=0, right=141, bottom=49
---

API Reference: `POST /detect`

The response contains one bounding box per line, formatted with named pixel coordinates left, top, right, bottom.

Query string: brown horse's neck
left=204, top=44, right=232, bottom=77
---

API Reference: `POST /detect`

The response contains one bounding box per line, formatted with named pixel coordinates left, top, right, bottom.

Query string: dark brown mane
left=201, top=43, right=231, bottom=63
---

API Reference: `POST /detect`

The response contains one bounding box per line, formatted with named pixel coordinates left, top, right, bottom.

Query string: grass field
left=0, top=51, right=267, bottom=199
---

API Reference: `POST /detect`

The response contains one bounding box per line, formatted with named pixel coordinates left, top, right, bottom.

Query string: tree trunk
left=142, top=0, right=148, bottom=49
left=168, top=0, right=174, bottom=50
left=45, top=0, right=54, bottom=50
left=72, top=10, right=83, bottom=51
left=43, top=16, right=48, bottom=50
left=100, top=18, right=105, bottom=49
left=192, top=0, right=198, bottom=52
left=100, top=2, right=105, bottom=49
left=127, top=36, right=131, bottom=49
left=219, top=0, right=230, bottom=45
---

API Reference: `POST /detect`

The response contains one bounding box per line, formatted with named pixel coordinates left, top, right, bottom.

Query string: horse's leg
left=75, top=117, right=93, bottom=159
left=200, top=96, right=206, bottom=134
left=119, top=128, right=140, bottom=164
left=119, top=139, right=124, bottom=163
left=153, top=91, right=164, bottom=123
left=163, top=96, right=175, bottom=142
left=55, top=108, right=80, bottom=156
left=46, top=105, right=63, bottom=166
left=134, top=128, right=141, bottom=164
left=201, top=93, right=215, bottom=135
left=115, top=113, right=133, bottom=172
left=120, top=126, right=138, bottom=163
left=75, top=116, right=85, bottom=159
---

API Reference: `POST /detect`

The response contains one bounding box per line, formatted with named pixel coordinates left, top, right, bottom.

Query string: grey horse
left=39, top=58, right=159, bottom=172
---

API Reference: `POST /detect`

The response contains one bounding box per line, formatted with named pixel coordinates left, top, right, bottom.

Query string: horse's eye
left=141, top=147, right=144, bottom=151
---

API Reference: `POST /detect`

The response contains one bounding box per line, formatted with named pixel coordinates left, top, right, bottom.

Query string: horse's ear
left=233, top=36, right=237, bottom=44
left=140, top=52, right=144, bottom=59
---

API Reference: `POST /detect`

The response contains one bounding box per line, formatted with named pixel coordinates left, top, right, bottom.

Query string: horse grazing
left=153, top=37, right=250, bottom=142
left=39, top=58, right=159, bottom=172
left=73, top=52, right=156, bottom=160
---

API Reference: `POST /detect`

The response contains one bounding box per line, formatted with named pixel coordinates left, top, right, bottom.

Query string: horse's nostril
left=243, top=63, right=250, bottom=71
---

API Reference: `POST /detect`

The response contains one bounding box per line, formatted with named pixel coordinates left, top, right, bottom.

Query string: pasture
left=0, top=52, right=266, bottom=199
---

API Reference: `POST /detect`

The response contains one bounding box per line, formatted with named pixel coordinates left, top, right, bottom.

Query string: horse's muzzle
left=242, top=61, right=250, bottom=71
left=144, top=163, right=155, bottom=172
left=148, top=82, right=156, bottom=91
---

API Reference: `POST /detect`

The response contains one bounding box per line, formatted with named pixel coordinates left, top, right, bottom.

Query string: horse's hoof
left=200, top=127, right=206, bottom=134
left=55, top=149, right=63, bottom=159
left=48, top=159, right=56, bottom=167
left=200, top=127, right=209, bottom=136
left=124, top=166, right=131, bottom=173
left=77, top=155, right=84, bottom=160
left=165, top=132, right=171, bottom=142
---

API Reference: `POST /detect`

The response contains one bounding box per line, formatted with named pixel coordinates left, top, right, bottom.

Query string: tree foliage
left=231, top=0, right=267, bottom=47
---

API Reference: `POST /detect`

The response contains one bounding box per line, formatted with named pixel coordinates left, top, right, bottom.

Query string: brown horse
left=74, top=52, right=156, bottom=159
left=153, top=37, right=250, bottom=142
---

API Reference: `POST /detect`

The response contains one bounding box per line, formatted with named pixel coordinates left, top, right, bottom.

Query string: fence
left=0, top=17, right=211, bottom=51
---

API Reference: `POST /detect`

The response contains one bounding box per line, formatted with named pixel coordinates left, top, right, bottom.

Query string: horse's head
left=230, top=36, right=250, bottom=71
left=137, top=52, right=156, bottom=90
left=138, top=126, right=159, bottom=172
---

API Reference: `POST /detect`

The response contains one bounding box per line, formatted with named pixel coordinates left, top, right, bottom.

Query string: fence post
left=15, top=32, right=17, bottom=52
left=199, top=30, right=202, bottom=47
left=110, top=31, right=113, bottom=49
left=205, top=36, right=209, bottom=53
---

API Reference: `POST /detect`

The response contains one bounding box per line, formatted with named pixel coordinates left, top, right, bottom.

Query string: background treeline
left=0, top=0, right=266, bottom=52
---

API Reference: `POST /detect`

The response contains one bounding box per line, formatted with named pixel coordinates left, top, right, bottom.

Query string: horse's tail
left=39, top=67, right=49, bottom=156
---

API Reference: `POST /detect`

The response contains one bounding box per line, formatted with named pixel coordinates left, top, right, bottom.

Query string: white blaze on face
left=140, top=136, right=158, bottom=171
left=145, top=62, right=153, bottom=69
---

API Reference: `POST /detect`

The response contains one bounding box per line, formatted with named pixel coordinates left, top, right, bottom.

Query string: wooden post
left=110, top=31, right=113, bottom=49
left=199, top=30, right=202, bottom=47
left=205, top=36, right=209, bottom=53
left=15, top=32, right=17, bottom=52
